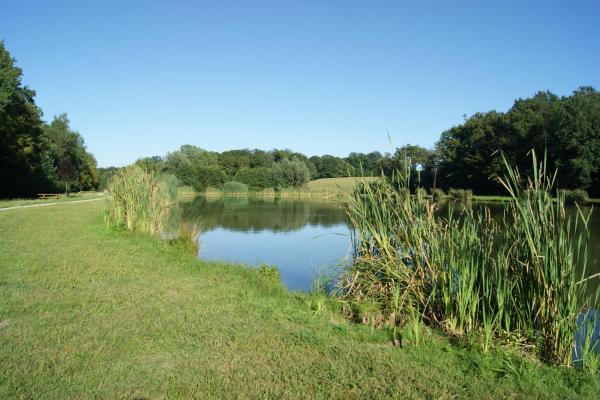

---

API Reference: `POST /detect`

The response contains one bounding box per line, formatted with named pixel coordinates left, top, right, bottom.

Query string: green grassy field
left=307, top=177, right=379, bottom=194
left=1, top=202, right=598, bottom=399
left=0, top=192, right=106, bottom=209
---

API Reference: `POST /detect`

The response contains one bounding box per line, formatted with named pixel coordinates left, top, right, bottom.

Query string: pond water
left=180, top=196, right=351, bottom=291
left=180, top=196, right=600, bottom=294
left=180, top=195, right=600, bottom=362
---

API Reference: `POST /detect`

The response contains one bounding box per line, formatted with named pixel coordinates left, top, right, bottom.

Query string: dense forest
left=0, top=42, right=98, bottom=198
left=2, top=40, right=600, bottom=198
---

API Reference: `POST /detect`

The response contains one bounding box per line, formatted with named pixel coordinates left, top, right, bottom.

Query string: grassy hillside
left=0, top=202, right=598, bottom=399
left=307, top=177, right=379, bottom=194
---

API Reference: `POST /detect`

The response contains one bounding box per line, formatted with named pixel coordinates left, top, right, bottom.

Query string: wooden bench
left=37, top=193, right=62, bottom=200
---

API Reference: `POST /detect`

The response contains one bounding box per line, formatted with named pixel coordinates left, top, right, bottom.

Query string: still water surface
left=181, top=196, right=600, bottom=293
left=181, top=196, right=351, bottom=291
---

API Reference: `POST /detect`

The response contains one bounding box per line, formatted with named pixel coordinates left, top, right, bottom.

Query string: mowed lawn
left=0, top=202, right=598, bottom=399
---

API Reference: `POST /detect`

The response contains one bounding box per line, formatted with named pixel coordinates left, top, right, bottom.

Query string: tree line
left=0, top=41, right=98, bottom=198
left=111, top=146, right=387, bottom=192
left=3, top=39, right=600, bottom=198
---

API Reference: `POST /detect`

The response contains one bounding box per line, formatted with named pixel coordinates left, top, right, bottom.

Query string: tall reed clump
left=342, top=151, right=598, bottom=368
left=106, top=165, right=174, bottom=235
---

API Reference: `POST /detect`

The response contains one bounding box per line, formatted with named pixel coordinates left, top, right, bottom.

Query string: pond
left=180, top=196, right=351, bottom=291
left=180, top=196, right=600, bottom=294
left=180, top=195, right=600, bottom=363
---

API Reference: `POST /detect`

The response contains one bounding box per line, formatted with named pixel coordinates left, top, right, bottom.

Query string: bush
left=415, top=187, right=427, bottom=198
left=447, top=188, right=473, bottom=202
left=562, top=189, right=589, bottom=205
left=252, top=264, right=281, bottom=282
left=106, top=165, right=174, bottom=235
left=222, top=181, right=249, bottom=193
left=272, top=157, right=311, bottom=187
left=430, top=188, right=445, bottom=201
left=159, top=173, right=180, bottom=200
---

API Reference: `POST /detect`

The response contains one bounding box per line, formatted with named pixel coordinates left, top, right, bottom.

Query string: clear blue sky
left=2, top=0, right=599, bottom=167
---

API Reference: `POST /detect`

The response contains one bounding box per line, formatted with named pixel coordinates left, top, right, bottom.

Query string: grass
left=198, top=177, right=378, bottom=198
left=1, top=202, right=599, bottom=398
left=343, top=151, right=600, bottom=368
left=106, top=165, right=173, bottom=235
left=0, top=191, right=105, bottom=209
left=307, top=176, right=379, bottom=194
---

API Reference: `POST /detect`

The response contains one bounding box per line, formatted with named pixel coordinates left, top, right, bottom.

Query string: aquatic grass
left=169, top=218, right=202, bottom=253
left=447, top=188, right=474, bottom=202
left=573, top=310, right=600, bottom=374
left=106, top=165, right=174, bottom=235
left=343, top=150, right=599, bottom=369
left=222, top=181, right=249, bottom=193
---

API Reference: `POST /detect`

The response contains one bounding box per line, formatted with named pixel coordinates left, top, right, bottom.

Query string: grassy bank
left=1, top=202, right=599, bottom=398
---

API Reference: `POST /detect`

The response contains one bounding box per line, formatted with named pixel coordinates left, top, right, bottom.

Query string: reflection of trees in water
left=180, top=196, right=350, bottom=232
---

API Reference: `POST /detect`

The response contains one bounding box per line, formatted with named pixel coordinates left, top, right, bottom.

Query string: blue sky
left=2, top=0, right=599, bottom=167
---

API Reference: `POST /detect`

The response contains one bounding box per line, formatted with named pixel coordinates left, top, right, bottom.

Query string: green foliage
left=431, top=188, right=446, bottom=201
left=344, top=151, right=598, bottom=368
left=272, top=157, right=311, bottom=187
left=251, top=264, right=281, bottom=283
left=97, top=167, right=120, bottom=190
left=311, top=154, right=348, bottom=178
left=0, top=41, right=46, bottom=197
left=41, top=114, right=98, bottom=193
left=106, top=165, right=174, bottom=235
left=562, top=189, right=590, bottom=205
left=158, top=173, right=180, bottom=200
left=435, top=88, right=600, bottom=196
left=0, top=42, right=98, bottom=198
left=234, top=167, right=276, bottom=190
left=447, top=188, right=473, bottom=202
left=222, top=181, right=249, bottom=193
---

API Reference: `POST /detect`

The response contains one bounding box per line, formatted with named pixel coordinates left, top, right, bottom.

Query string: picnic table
left=37, top=193, right=62, bottom=200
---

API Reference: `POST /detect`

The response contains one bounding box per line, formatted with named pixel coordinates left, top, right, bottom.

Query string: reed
left=106, top=165, right=174, bottom=235
left=343, top=150, right=598, bottom=368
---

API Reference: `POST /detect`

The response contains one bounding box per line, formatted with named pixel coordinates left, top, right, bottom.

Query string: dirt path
left=0, top=197, right=106, bottom=212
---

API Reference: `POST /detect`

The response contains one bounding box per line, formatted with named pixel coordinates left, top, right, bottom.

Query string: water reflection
left=181, top=196, right=351, bottom=291
left=181, top=196, right=350, bottom=233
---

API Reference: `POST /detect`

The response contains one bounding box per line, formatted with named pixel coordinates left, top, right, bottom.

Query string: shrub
left=447, top=188, right=473, bottom=202
left=415, top=187, right=427, bottom=199
left=272, top=157, right=311, bottom=187
left=159, top=173, right=180, bottom=200
left=222, top=181, right=249, bottom=193
left=252, top=264, right=281, bottom=283
left=430, top=188, right=445, bottom=201
left=106, top=165, right=174, bottom=235
left=562, top=189, right=589, bottom=205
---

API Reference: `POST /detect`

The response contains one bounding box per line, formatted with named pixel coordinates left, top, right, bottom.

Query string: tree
left=235, top=167, right=276, bottom=190
left=272, top=157, right=311, bottom=187
left=57, top=159, right=77, bottom=193
left=41, top=114, right=98, bottom=192
left=315, top=155, right=347, bottom=178
left=135, top=156, right=165, bottom=174
left=0, top=41, right=46, bottom=197
left=219, top=149, right=251, bottom=177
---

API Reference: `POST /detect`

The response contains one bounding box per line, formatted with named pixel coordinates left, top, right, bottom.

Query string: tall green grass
left=343, top=151, right=598, bottom=368
left=106, top=165, right=174, bottom=235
